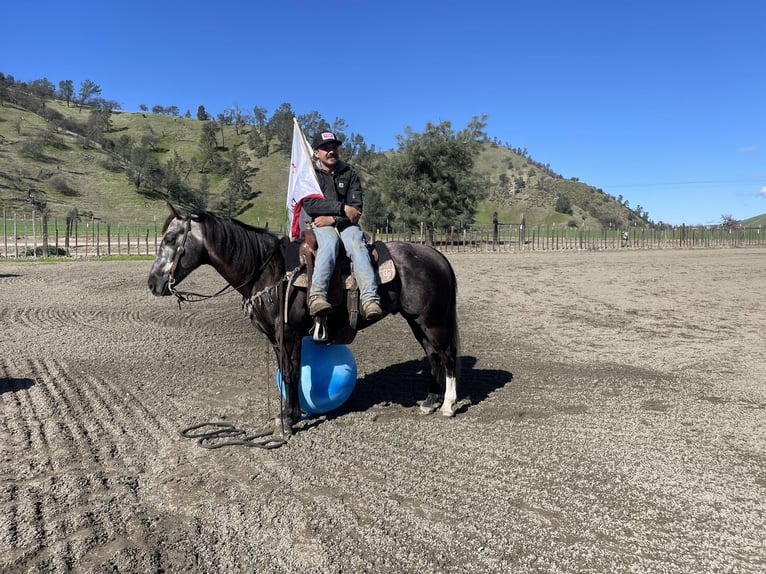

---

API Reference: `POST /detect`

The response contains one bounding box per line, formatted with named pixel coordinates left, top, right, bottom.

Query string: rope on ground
left=180, top=422, right=287, bottom=450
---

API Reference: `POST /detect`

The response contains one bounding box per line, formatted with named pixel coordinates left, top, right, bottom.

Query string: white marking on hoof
left=440, top=374, right=458, bottom=417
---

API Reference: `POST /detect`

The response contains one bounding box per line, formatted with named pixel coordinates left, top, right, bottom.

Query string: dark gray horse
left=147, top=204, right=459, bottom=437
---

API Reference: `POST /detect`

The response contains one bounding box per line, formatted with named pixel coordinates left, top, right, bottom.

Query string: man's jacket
left=302, top=160, right=363, bottom=228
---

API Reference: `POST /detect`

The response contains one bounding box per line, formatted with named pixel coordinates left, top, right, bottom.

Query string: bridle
left=167, top=215, right=278, bottom=307
left=167, top=216, right=192, bottom=299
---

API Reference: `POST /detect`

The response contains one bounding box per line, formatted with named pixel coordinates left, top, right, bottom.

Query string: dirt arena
left=1, top=248, right=764, bottom=573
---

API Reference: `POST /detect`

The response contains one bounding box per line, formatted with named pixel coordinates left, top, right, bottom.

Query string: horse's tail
left=437, top=249, right=461, bottom=381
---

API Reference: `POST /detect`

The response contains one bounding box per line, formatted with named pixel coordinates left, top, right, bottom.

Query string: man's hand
left=343, top=205, right=362, bottom=223
left=313, top=215, right=335, bottom=227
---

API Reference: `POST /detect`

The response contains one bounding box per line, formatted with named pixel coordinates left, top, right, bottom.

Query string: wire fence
left=370, top=222, right=766, bottom=252
left=1, top=209, right=161, bottom=258
left=2, top=209, right=764, bottom=259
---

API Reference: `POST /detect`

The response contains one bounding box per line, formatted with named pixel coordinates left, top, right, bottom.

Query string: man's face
left=315, top=143, right=339, bottom=169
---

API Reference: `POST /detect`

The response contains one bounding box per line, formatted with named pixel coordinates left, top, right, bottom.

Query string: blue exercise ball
left=276, top=337, right=357, bottom=415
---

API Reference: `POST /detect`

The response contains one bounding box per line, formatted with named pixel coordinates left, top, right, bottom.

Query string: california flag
left=287, top=118, right=323, bottom=239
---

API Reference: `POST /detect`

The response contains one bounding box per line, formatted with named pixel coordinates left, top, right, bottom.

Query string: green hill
left=0, top=99, right=287, bottom=227
left=741, top=213, right=766, bottom=228
left=1, top=93, right=655, bottom=231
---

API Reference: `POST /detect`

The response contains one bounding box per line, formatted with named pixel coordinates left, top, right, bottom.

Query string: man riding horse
left=302, top=131, right=383, bottom=322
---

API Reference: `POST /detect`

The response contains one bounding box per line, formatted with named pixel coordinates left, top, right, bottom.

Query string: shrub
left=598, top=213, right=624, bottom=230
left=24, top=246, right=68, bottom=257
left=20, top=139, right=45, bottom=159
left=555, top=194, right=573, bottom=215
left=49, top=175, right=79, bottom=196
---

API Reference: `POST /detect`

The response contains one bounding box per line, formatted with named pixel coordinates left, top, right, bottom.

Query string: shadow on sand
left=0, top=377, right=36, bottom=394
left=334, top=355, right=513, bottom=416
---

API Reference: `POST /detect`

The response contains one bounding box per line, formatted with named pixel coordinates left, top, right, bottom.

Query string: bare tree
left=58, top=79, right=74, bottom=106
left=77, top=79, right=102, bottom=111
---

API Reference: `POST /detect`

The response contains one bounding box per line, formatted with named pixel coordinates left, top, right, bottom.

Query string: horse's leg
left=404, top=317, right=458, bottom=417
left=440, top=347, right=458, bottom=417
left=274, top=333, right=303, bottom=436
left=429, top=335, right=458, bottom=417
left=430, top=297, right=459, bottom=417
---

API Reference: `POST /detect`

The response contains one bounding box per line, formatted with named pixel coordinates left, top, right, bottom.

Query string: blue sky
left=4, top=0, right=764, bottom=225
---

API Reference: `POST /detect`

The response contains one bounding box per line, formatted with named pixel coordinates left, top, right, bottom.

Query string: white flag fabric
left=286, top=118, right=323, bottom=239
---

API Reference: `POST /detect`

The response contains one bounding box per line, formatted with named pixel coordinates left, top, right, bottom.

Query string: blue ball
left=276, top=337, right=357, bottom=415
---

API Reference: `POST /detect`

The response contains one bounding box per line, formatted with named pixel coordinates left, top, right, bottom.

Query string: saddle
left=283, top=229, right=396, bottom=344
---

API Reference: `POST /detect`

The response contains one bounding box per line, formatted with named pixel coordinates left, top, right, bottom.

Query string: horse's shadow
left=319, top=355, right=512, bottom=421
left=0, top=377, right=36, bottom=394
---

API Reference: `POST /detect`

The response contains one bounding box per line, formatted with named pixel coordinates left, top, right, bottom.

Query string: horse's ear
left=167, top=203, right=188, bottom=220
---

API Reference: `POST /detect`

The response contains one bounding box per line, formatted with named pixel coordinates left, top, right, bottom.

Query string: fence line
left=1, top=209, right=160, bottom=258
left=2, top=209, right=764, bottom=259
left=371, top=222, right=765, bottom=252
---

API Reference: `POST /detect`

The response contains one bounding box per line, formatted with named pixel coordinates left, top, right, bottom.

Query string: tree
left=297, top=110, right=328, bottom=142
left=216, top=113, right=230, bottom=148
left=252, top=105, right=267, bottom=131
left=197, top=105, right=209, bottom=121
left=227, top=103, right=250, bottom=135
left=341, top=132, right=375, bottom=170
left=376, top=116, right=487, bottom=245
left=249, top=105, right=269, bottom=156
left=555, top=194, right=573, bottom=215
left=0, top=72, right=9, bottom=106
left=30, top=77, right=55, bottom=100
left=198, top=121, right=218, bottom=171
left=86, top=106, right=112, bottom=140
left=164, top=152, right=205, bottom=208
left=359, top=188, right=391, bottom=233
left=221, top=147, right=251, bottom=216
left=77, top=79, right=102, bottom=111
left=198, top=173, right=211, bottom=206
left=58, top=79, right=74, bottom=106
left=114, top=134, right=134, bottom=160
left=267, top=102, right=294, bottom=153
left=128, top=147, right=155, bottom=191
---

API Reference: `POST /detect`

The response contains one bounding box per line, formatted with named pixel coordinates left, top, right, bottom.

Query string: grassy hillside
left=739, top=210, right=766, bottom=227
left=0, top=99, right=287, bottom=227
left=1, top=95, right=660, bottom=231
left=471, top=143, right=645, bottom=228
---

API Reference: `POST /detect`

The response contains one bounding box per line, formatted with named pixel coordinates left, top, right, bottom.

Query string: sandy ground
left=1, top=248, right=764, bottom=573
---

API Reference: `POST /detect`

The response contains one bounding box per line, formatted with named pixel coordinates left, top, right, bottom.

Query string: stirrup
left=312, top=316, right=328, bottom=343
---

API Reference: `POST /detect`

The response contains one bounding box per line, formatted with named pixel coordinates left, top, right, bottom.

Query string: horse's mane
left=166, top=209, right=280, bottom=270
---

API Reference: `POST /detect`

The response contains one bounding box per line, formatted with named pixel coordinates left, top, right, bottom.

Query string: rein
left=164, top=212, right=291, bottom=448
left=168, top=216, right=278, bottom=308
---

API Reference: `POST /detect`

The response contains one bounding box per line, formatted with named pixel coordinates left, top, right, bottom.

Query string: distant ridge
left=0, top=92, right=700, bottom=230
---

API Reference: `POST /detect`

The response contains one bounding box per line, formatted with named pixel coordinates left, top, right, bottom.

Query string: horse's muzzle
left=147, top=275, right=170, bottom=296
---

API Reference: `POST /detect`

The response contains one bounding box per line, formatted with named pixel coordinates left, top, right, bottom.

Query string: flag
left=286, top=118, right=323, bottom=239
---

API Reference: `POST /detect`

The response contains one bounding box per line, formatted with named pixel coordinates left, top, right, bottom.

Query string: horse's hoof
left=274, top=417, right=294, bottom=437
left=419, top=393, right=443, bottom=415
left=440, top=405, right=456, bottom=417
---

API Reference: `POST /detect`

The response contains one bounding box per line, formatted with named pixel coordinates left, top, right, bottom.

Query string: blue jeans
left=310, top=223, right=380, bottom=304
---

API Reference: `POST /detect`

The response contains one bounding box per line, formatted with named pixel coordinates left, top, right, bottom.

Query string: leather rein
left=167, top=216, right=277, bottom=308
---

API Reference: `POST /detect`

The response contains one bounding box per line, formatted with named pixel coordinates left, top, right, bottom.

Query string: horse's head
left=148, top=204, right=207, bottom=296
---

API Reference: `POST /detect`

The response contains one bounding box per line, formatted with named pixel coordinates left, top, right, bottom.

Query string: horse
left=147, top=204, right=460, bottom=437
